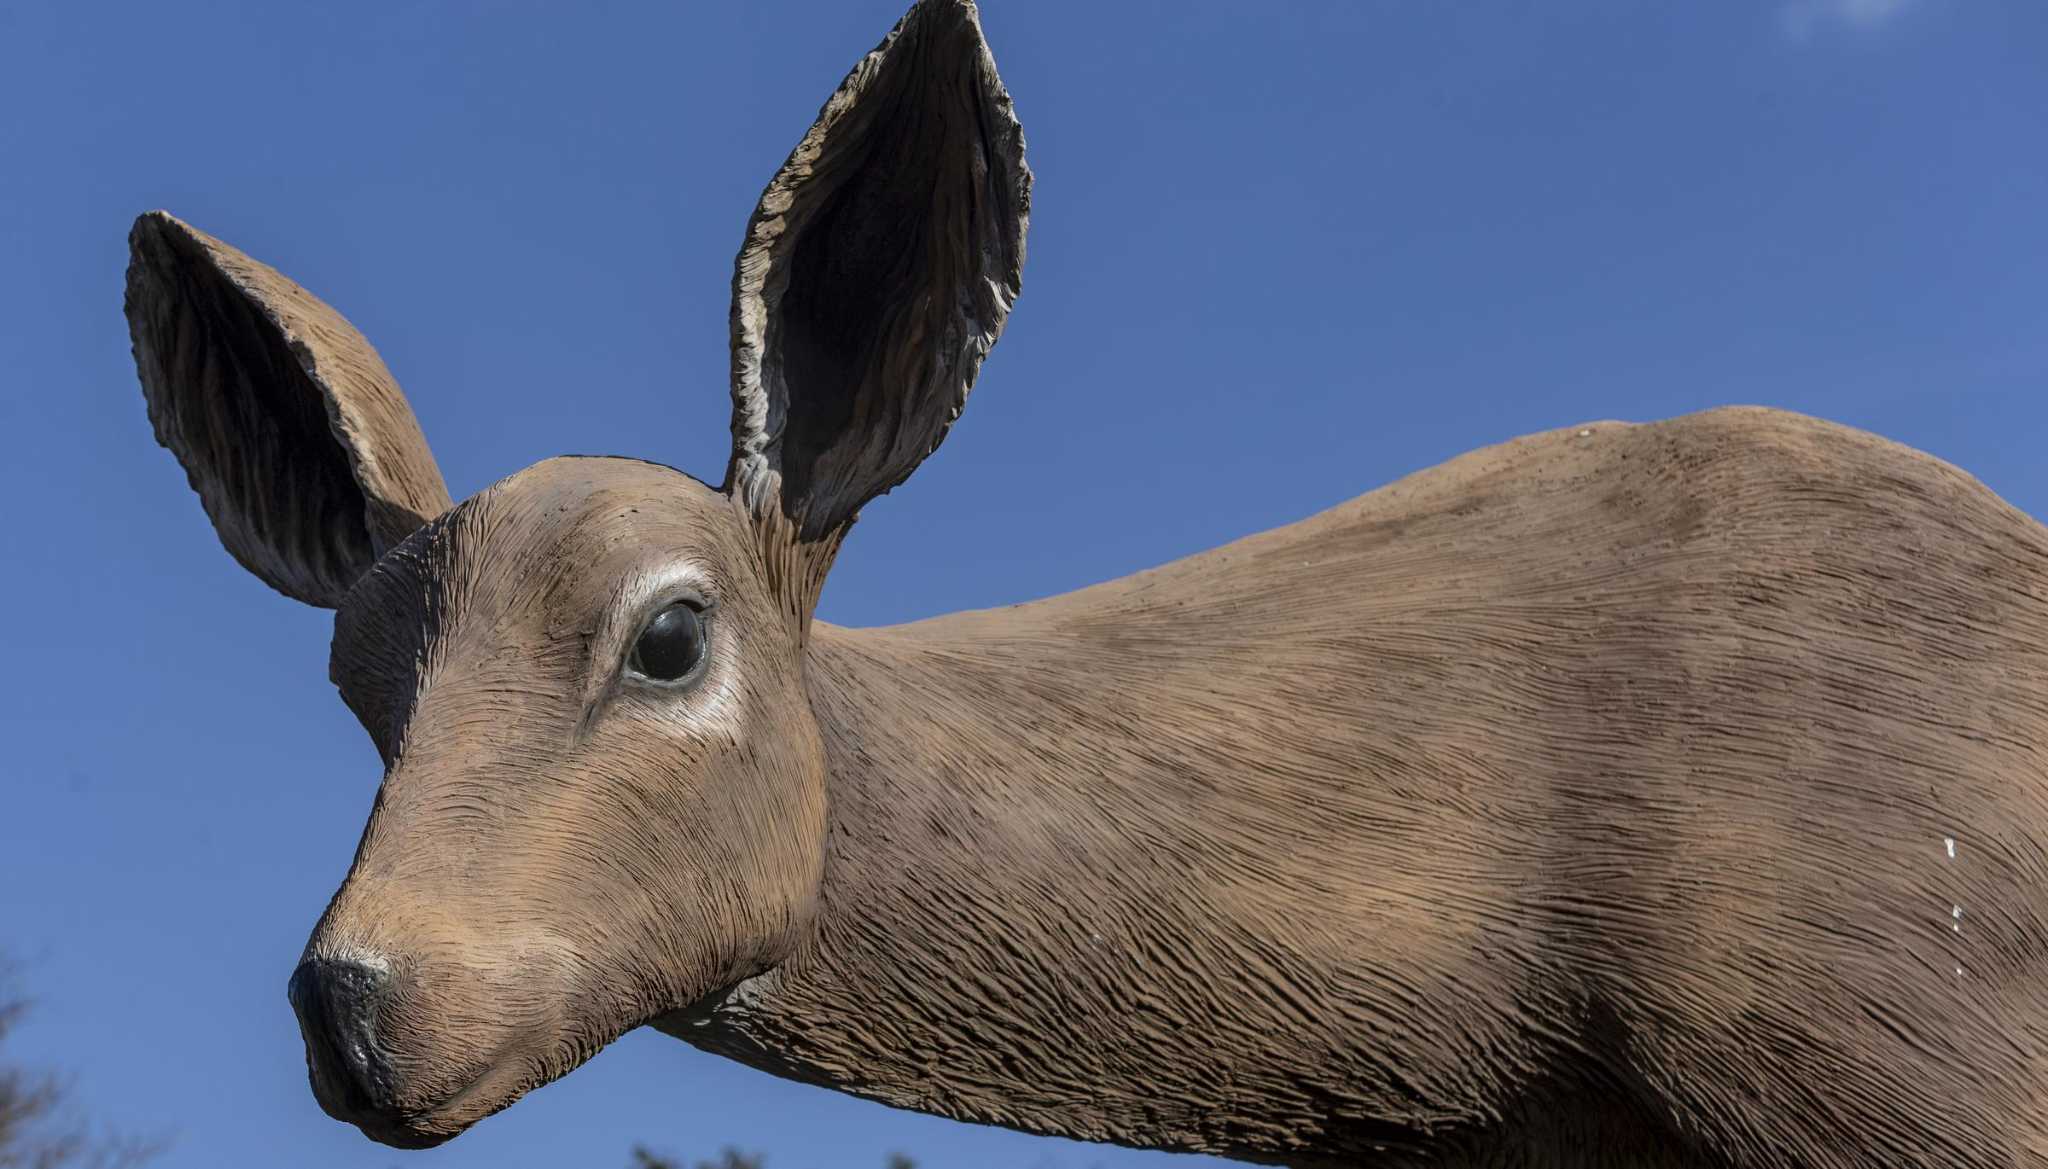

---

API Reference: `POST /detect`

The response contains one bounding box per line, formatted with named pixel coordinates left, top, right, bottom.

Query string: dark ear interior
left=728, top=0, right=1030, bottom=543
left=125, top=212, right=451, bottom=607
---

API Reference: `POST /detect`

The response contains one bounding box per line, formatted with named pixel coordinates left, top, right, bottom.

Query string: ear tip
left=129, top=209, right=184, bottom=244
left=125, top=215, right=176, bottom=319
left=906, top=0, right=992, bottom=48
left=902, top=0, right=1023, bottom=141
left=127, top=211, right=212, bottom=271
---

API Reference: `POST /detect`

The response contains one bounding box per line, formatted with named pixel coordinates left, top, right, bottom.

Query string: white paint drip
left=1944, top=840, right=1964, bottom=964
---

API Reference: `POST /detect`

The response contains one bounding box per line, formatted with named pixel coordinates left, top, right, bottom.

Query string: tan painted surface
left=123, top=1, right=2048, bottom=1165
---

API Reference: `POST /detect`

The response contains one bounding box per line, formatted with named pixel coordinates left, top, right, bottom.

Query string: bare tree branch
left=0, top=965, right=163, bottom=1169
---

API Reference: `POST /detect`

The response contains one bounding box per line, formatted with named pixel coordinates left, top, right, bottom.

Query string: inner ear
left=158, top=235, right=378, bottom=577
left=778, top=163, right=914, bottom=508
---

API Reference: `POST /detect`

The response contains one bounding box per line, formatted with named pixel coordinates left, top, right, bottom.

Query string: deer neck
left=664, top=605, right=1517, bottom=1163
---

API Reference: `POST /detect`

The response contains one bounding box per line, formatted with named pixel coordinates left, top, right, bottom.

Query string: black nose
left=287, top=956, right=399, bottom=1118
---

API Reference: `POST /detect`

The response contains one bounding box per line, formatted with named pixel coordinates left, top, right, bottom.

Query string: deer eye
left=628, top=601, right=708, bottom=684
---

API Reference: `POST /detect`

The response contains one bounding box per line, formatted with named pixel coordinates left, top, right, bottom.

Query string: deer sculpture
left=123, top=1, right=2048, bottom=1165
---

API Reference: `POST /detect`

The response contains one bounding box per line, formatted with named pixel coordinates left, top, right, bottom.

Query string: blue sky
left=1, top=0, right=2043, bottom=1166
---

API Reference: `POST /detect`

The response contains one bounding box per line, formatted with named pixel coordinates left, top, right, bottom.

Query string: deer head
left=122, top=0, right=1027, bottom=1146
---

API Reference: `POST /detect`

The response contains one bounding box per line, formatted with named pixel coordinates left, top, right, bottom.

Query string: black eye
left=629, top=602, right=708, bottom=684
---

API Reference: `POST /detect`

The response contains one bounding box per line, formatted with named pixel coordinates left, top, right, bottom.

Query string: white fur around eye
left=608, top=562, right=744, bottom=739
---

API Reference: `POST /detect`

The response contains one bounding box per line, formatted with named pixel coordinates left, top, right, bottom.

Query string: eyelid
left=642, top=589, right=714, bottom=618
left=604, top=565, right=720, bottom=655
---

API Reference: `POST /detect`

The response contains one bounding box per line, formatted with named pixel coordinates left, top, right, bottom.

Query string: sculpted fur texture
left=122, top=1, right=2048, bottom=1166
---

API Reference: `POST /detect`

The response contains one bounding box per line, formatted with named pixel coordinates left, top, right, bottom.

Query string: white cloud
left=1779, top=0, right=1920, bottom=41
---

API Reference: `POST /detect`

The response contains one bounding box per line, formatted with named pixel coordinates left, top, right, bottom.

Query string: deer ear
left=125, top=212, right=453, bottom=608
left=725, top=0, right=1030, bottom=547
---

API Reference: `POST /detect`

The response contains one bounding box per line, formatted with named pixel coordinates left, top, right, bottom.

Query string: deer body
left=121, top=1, right=2048, bottom=1164
left=672, top=409, right=2048, bottom=1167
